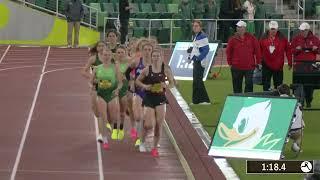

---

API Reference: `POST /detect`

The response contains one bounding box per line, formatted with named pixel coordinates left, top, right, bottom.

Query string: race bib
left=150, top=83, right=163, bottom=93
left=99, top=80, right=112, bottom=89
left=269, top=45, right=275, bottom=54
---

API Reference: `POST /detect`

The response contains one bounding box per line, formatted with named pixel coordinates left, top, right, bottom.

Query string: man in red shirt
left=290, top=22, right=320, bottom=108
left=260, top=21, right=292, bottom=91
left=226, top=20, right=262, bottom=93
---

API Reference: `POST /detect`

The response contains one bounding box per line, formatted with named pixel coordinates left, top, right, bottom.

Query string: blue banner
left=169, top=42, right=219, bottom=81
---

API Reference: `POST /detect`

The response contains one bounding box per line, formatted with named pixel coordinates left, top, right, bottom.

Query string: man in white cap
left=226, top=20, right=261, bottom=93
left=291, top=22, right=320, bottom=108
left=259, top=21, right=292, bottom=91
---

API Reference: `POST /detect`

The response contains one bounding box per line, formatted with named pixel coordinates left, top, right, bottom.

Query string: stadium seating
left=35, top=0, right=46, bottom=8
left=19, top=0, right=311, bottom=44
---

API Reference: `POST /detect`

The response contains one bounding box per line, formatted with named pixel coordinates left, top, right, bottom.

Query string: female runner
left=91, top=48, right=122, bottom=149
left=126, top=42, right=153, bottom=146
left=110, top=46, right=135, bottom=140
left=135, top=48, right=175, bottom=157
left=81, top=41, right=108, bottom=141
left=105, top=29, right=119, bottom=53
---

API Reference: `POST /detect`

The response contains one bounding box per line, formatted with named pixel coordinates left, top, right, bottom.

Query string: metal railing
left=298, top=0, right=306, bottom=20
left=103, top=17, right=320, bottom=46
left=13, top=0, right=98, bottom=29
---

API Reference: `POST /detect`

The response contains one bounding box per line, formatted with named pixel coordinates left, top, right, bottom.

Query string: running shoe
left=135, top=138, right=141, bottom=146
left=139, top=143, right=147, bottom=152
left=130, top=128, right=138, bottom=140
left=151, top=148, right=159, bottom=157
left=118, top=129, right=125, bottom=140
left=291, top=142, right=301, bottom=152
left=97, top=134, right=103, bottom=144
left=111, top=129, right=118, bottom=140
left=103, top=142, right=109, bottom=150
left=106, top=123, right=112, bottom=131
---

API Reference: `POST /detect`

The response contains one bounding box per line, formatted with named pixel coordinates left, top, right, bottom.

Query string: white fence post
left=56, top=0, right=59, bottom=16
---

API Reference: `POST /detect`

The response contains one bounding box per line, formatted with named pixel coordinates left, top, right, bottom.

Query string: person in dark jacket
left=205, top=0, right=218, bottom=42
left=226, top=20, right=261, bottom=93
left=260, top=21, right=292, bottom=91
left=119, top=0, right=131, bottom=45
left=64, top=0, right=84, bottom=48
left=179, top=0, right=193, bottom=40
left=188, top=20, right=211, bottom=105
left=290, top=22, right=320, bottom=108
left=219, top=0, right=245, bottom=42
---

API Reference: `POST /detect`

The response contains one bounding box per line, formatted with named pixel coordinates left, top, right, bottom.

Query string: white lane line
left=2, top=62, right=43, bottom=65
left=89, top=67, right=103, bottom=180
left=0, top=45, right=11, bottom=64
left=17, top=169, right=99, bottom=175
left=47, top=63, right=85, bottom=66
left=10, top=46, right=51, bottom=180
left=163, top=120, right=195, bottom=180
left=42, top=67, right=82, bottom=75
left=94, top=116, right=104, bottom=180
left=0, top=66, right=41, bottom=72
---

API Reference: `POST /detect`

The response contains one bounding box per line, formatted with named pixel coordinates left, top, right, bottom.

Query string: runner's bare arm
left=135, top=68, right=151, bottom=90
left=90, top=67, right=98, bottom=90
left=114, top=62, right=123, bottom=92
left=165, top=65, right=177, bottom=88
left=81, top=56, right=96, bottom=79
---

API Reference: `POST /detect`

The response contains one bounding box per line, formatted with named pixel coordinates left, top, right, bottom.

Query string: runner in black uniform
left=105, top=29, right=120, bottom=54
left=135, top=48, right=175, bottom=157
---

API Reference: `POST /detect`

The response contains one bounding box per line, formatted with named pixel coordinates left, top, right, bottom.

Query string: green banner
left=208, top=95, right=297, bottom=160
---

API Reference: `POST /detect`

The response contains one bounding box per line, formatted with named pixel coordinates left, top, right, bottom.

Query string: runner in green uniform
left=82, top=41, right=112, bottom=143
left=110, top=46, right=135, bottom=140
left=91, top=48, right=122, bottom=150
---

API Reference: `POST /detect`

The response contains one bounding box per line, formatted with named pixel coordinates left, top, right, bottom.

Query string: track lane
left=14, top=48, right=100, bottom=180
left=0, top=47, right=47, bottom=179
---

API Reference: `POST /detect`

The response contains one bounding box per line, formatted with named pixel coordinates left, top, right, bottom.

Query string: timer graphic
left=247, top=160, right=314, bottom=174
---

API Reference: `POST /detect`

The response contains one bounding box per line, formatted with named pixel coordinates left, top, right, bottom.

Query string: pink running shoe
left=151, top=148, right=159, bottom=157
left=130, top=128, right=138, bottom=140
left=103, top=143, right=109, bottom=150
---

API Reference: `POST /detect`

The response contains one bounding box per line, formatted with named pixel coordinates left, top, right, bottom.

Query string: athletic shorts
left=97, top=89, right=116, bottom=103
left=142, top=94, right=168, bottom=109
left=119, top=80, right=129, bottom=98
left=136, top=88, right=146, bottom=99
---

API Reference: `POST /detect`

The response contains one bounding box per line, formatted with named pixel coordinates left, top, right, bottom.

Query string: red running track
left=0, top=46, right=187, bottom=180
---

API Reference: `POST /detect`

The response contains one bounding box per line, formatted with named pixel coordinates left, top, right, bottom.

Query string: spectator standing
left=64, top=0, right=84, bottom=48
left=204, top=0, right=218, bottom=42
left=119, top=0, right=131, bottom=45
left=226, top=20, right=261, bottom=93
left=219, top=0, right=234, bottom=42
left=253, top=0, right=265, bottom=38
left=290, top=22, right=320, bottom=108
left=179, top=0, right=193, bottom=40
left=260, top=21, right=292, bottom=91
left=193, top=0, right=205, bottom=19
left=242, top=0, right=256, bottom=34
left=219, top=0, right=244, bottom=42
left=188, top=20, right=211, bottom=104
